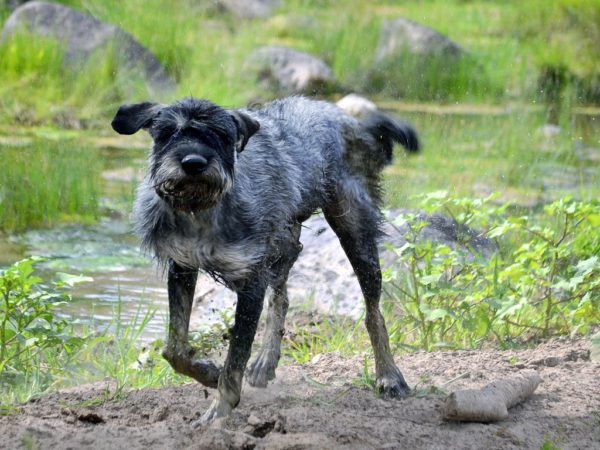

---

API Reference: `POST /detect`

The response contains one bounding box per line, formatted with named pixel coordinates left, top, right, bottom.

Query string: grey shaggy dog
left=111, top=96, right=419, bottom=426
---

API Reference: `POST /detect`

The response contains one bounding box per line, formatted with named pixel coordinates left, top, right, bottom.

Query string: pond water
left=1, top=107, right=598, bottom=342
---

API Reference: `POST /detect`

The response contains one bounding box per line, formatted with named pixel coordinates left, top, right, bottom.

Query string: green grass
left=0, top=32, right=148, bottom=128
left=383, top=106, right=599, bottom=209
left=0, top=141, right=101, bottom=232
left=1, top=0, right=600, bottom=128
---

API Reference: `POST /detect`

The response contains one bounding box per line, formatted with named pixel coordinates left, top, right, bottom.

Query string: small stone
left=337, top=94, right=378, bottom=118
left=150, top=406, right=169, bottom=423
left=219, top=0, right=281, bottom=20
left=540, top=124, right=561, bottom=138
left=247, top=414, right=262, bottom=427
left=543, top=357, right=561, bottom=367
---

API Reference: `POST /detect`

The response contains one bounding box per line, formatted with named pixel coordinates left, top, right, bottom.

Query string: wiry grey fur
left=111, top=96, right=419, bottom=426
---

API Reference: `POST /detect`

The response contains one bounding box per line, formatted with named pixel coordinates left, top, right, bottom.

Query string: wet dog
left=111, top=96, right=419, bottom=425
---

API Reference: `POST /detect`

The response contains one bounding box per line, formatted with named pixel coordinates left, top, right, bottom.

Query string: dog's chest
left=162, top=231, right=262, bottom=282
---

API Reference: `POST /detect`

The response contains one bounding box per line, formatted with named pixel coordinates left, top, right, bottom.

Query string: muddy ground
left=1, top=338, right=598, bottom=449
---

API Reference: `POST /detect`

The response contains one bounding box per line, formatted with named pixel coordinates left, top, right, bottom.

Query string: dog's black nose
left=181, top=154, right=208, bottom=174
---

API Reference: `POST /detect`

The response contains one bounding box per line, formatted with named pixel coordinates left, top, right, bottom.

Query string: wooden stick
left=442, top=373, right=542, bottom=422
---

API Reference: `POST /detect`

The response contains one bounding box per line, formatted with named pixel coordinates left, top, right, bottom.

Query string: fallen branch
left=442, top=373, right=542, bottom=422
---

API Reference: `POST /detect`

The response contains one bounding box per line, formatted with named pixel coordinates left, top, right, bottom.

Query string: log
left=442, top=373, right=542, bottom=422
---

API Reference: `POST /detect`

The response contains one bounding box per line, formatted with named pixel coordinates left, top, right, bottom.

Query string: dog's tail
left=343, top=111, right=419, bottom=204
left=362, top=111, right=420, bottom=164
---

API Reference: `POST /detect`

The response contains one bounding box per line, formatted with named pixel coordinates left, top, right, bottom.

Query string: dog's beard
left=153, top=165, right=233, bottom=212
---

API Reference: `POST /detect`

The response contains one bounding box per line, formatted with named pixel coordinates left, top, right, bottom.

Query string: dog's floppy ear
left=111, top=102, right=163, bottom=135
left=229, top=110, right=260, bottom=152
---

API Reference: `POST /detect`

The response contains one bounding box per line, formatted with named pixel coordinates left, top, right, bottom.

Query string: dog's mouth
left=155, top=176, right=230, bottom=212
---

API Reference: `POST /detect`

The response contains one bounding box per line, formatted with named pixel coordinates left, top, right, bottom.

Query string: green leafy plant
left=0, top=257, right=91, bottom=402
left=384, top=193, right=599, bottom=350
left=189, top=308, right=234, bottom=356
left=0, top=257, right=235, bottom=406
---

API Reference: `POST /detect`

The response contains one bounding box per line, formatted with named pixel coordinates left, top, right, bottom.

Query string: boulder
left=375, top=17, right=464, bottom=63
left=218, top=0, right=281, bottom=20
left=5, top=0, right=30, bottom=11
left=1, top=1, right=175, bottom=94
left=246, top=45, right=336, bottom=94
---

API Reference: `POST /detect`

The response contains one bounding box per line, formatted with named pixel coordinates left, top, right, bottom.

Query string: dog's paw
left=246, top=352, right=277, bottom=388
left=189, top=358, right=221, bottom=388
left=191, top=398, right=233, bottom=428
left=162, top=348, right=221, bottom=388
left=376, top=371, right=411, bottom=399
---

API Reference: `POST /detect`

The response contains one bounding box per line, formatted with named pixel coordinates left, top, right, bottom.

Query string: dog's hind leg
left=246, top=222, right=302, bottom=388
left=195, top=276, right=267, bottom=426
left=323, top=179, right=410, bottom=399
left=162, top=260, right=221, bottom=387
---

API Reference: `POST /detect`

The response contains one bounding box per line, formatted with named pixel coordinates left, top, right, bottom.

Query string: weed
left=285, top=316, right=369, bottom=364
left=351, top=356, right=376, bottom=391
left=0, top=258, right=91, bottom=404
left=285, top=194, right=599, bottom=363
left=384, top=193, right=599, bottom=350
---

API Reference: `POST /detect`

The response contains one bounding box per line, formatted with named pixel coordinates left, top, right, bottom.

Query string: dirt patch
left=1, top=339, right=598, bottom=449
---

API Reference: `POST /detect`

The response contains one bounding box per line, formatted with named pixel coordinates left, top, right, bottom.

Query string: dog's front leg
left=194, top=276, right=266, bottom=426
left=163, top=260, right=220, bottom=387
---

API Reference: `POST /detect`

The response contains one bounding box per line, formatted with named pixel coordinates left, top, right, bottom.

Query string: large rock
left=246, top=45, right=336, bottom=94
left=1, top=1, right=175, bottom=94
left=5, top=0, right=30, bottom=11
left=375, top=17, right=464, bottom=63
left=218, top=0, right=281, bottom=19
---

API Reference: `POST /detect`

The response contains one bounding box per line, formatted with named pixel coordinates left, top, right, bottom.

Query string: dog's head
left=111, top=98, right=259, bottom=212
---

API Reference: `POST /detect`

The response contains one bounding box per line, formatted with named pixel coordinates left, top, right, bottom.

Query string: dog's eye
left=154, top=126, right=178, bottom=143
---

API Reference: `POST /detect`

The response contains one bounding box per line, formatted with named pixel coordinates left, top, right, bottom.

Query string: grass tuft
left=0, top=141, right=101, bottom=232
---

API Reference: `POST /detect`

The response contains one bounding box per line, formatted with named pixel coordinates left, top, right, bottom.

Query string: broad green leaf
left=587, top=214, right=600, bottom=227
left=425, top=308, right=453, bottom=321
left=420, top=273, right=441, bottom=286
left=425, top=191, right=448, bottom=200
left=574, top=256, right=599, bottom=277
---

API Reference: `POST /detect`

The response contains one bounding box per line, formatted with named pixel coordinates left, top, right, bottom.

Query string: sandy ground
left=2, top=338, right=599, bottom=449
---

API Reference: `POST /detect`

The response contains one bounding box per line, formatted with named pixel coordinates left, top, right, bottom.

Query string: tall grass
left=507, top=0, right=600, bottom=102
left=367, top=51, right=501, bottom=102
left=383, top=106, right=599, bottom=208
left=0, top=141, right=101, bottom=231
left=0, top=32, right=148, bottom=127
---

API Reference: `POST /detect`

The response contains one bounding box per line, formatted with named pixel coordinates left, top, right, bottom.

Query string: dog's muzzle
left=155, top=162, right=232, bottom=212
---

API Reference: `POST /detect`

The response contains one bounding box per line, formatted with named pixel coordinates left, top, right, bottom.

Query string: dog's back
left=236, top=97, right=419, bottom=219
